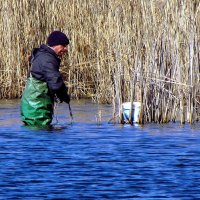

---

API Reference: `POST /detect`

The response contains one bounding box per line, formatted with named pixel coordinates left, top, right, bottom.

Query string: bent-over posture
left=21, top=31, right=70, bottom=127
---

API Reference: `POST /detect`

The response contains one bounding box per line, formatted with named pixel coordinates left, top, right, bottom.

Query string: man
left=21, top=30, right=70, bottom=127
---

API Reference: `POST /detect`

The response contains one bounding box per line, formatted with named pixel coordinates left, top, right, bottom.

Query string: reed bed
left=0, top=0, right=199, bottom=124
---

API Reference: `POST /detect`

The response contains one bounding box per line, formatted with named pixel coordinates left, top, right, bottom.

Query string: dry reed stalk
left=0, top=0, right=199, bottom=124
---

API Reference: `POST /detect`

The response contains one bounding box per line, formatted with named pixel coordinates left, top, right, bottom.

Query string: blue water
left=0, top=100, right=200, bottom=199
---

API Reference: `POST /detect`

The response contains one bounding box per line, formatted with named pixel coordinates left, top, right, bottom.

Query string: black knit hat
left=47, top=31, right=69, bottom=47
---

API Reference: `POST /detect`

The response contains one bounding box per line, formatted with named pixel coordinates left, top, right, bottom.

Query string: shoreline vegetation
left=0, top=0, right=199, bottom=124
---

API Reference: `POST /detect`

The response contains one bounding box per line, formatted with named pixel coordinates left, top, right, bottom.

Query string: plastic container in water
left=122, top=102, right=141, bottom=123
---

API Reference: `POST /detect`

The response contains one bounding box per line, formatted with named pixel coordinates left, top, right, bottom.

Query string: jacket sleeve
left=43, top=61, right=70, bottom=103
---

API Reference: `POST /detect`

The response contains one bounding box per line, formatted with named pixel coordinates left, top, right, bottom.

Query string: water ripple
left=0, top=100, right=200, bottom=199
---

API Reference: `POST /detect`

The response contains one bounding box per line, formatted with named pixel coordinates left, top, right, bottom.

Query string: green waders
left=20, top=77, right=54, bottom=127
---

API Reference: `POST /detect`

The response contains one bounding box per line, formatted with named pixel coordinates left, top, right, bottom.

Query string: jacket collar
left=40, top=44, right=61, bottom=62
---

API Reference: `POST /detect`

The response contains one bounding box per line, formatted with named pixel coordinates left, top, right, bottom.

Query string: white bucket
left=122, top=102, right=141, bottom=123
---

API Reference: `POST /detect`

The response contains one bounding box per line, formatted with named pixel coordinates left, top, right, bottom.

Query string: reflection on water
left=0, top=99, right=200, bottom=199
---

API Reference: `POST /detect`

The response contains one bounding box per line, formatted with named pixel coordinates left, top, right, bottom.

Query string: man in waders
left=21, top=31, right=70, bottom=127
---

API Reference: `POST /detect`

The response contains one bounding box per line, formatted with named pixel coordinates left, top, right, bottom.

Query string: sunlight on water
left=0, top=99, right=200, bottom=199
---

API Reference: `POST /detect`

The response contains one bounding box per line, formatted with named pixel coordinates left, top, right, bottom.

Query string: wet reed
left=0, top=0, right=199, bottom=124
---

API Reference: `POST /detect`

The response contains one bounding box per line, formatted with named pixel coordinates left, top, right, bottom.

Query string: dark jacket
left=30, top=44, right=70, bottom=103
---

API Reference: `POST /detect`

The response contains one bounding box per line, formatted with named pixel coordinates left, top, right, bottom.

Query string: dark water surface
left=0, top=100, right=200, bottom=199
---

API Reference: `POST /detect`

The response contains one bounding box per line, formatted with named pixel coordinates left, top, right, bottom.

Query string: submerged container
left=122, top=102, right=141, bottom=123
